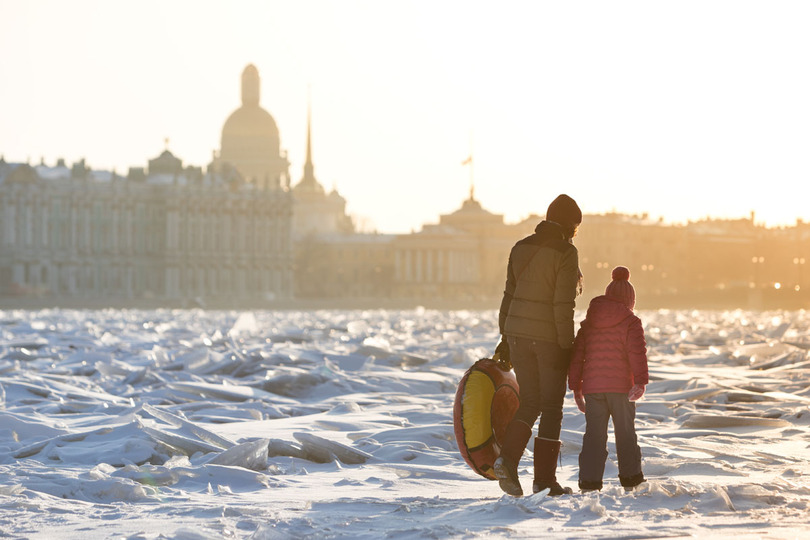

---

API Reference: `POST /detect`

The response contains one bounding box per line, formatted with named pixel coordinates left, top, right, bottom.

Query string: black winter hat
left=546, top=194, right=582, bottom=228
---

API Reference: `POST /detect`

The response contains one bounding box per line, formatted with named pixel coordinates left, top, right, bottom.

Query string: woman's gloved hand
left=494, top=339, right=511, bottom=371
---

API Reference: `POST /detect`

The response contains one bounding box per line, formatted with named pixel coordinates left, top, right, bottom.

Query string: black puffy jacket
left=498, top=221, right=580, bottom=348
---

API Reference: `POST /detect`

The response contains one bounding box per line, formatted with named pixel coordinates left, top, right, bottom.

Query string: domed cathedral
left=212, top=64, right=291, bottom=189
left=291, top=102, right=354, bottom=240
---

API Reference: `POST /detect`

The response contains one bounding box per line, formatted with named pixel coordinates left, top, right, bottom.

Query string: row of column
left=394, top=248, right=480, bottom=284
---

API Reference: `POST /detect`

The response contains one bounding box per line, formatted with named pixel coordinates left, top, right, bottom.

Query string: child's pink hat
left=605, top=266, right=636, bottom=309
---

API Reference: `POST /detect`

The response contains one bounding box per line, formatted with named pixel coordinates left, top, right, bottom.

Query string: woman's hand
left=494, top=339, right=511, bottom=371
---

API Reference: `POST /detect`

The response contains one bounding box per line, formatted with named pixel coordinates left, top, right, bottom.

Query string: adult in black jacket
left=494, top=194, right=582, bottom=497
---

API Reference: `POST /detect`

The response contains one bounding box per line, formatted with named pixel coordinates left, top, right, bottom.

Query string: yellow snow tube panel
left=453, top=357, right=520, bottom=480
left=461, top=370, right=496, bottom=449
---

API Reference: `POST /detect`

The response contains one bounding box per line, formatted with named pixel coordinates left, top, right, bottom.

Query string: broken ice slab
left=141, top=404, right=236, bottom=450
left=165, top=381, right=297, bottom=404
left=681, top=414, right=792, bottom=429
left=293, top=432, right=372, bottom=465
left=141, top=425, right=225, bottom=456
left=206, top=438, right=269, bottom=471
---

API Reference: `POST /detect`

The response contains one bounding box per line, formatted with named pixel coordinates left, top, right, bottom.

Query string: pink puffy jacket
left=568, top=295, right=648, bottom=395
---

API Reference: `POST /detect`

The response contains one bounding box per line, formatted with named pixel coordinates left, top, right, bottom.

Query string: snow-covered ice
left=1, top=307, right=809, bottom=539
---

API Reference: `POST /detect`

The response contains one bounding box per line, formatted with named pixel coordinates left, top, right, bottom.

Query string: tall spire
left=303, top=96, right=314, bottom=183
left=296, top=89, right=323, bottom=194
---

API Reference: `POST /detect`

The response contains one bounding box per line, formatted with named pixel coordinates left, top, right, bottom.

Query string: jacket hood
left=584, top=295, right=634, bottom=329
left=534, top=220, right=567, bottom=241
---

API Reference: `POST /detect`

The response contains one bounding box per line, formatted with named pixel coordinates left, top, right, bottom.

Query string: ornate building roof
left=148, top=149, right=183, bottom=176
left=439, top=187, right=504, bottom=231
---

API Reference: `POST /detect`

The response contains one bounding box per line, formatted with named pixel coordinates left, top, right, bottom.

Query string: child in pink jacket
left=568, top=266, right=648, bottom=491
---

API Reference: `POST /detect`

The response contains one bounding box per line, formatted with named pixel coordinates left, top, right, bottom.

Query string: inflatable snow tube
left=453, top=357, right=520, bottom=480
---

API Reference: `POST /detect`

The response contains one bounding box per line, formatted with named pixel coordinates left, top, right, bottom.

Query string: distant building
left=287, top=99, right=366, bottom=299
left=293, top=189, right=519, bottom=302
left=0, top=151, right=293, bottom=303
left=575, top=212, right=688, bottom=300
left=0, top=65, right=295, bottom=305
left=291, top=104, right=354, bottom=240
left=295, top=233, right=395, bottom=299
left=390, top=190, right=522, bottom=301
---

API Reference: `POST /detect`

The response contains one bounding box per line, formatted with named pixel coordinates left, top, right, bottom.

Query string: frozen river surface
left=1, top=308, right=809, bottom=539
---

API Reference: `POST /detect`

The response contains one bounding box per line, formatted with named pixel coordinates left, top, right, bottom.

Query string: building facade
left=0, top=153, right=293, bottom=304
left=0, top=64, right=295, bottom=305
left=390, top=190, right=521, bottom=301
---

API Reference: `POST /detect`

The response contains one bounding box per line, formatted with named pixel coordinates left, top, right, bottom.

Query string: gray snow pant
left=579, top=392, right=643, bottom=484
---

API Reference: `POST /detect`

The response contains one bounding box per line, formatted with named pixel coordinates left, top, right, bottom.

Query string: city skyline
left=3, top=1, right=810, bottom=233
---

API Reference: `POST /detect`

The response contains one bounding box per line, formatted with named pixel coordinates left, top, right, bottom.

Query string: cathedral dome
left=221, top=106, right=280, bottom=150
left=218, top=64, right=286, bottom=186
left=222, top=105, right=279, bottom=142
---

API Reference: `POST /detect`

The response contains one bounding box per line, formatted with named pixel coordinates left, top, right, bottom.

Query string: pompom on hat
left=605, top=266, right=636, bottom=309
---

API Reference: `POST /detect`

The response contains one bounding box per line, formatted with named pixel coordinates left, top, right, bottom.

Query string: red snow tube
left=453, top=357, right=520, bottom=480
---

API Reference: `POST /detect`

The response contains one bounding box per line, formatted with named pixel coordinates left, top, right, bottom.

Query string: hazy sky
left=2, top=0, right=810, bottom=233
